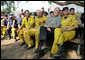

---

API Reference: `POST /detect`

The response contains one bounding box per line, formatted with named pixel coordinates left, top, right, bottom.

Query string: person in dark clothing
left=80, top=13, right=84, bottom=24
left=78, top=12, right=84, bottom=40
left=6, top=16, right=18, bottom=41
left=75, top=12, right=84, bottom=40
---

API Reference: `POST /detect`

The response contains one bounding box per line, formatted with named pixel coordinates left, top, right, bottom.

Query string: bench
left=69, top=38, right=84, bottom=55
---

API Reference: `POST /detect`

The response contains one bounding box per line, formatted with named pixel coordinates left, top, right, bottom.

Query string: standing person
left=50, top=7, right=79, bottom=57
left=41, top=7, right=48, bottom=16
left=18, top=10, right=35, bottom=46
left=34, top=7, right=62, bottom=59
left=6, top=16, right=18, bottom=41
left=47, top=8, right=50, bottom=15
left=21, top=9, right=23, bottom=14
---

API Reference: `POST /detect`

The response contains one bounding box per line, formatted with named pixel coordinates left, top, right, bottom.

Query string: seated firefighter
left=33, top=7, right=62, bottom=58
left=69, top=8, right=82, bottom=25
left=70, top=8, right=84, bottom=40
left=50, top=7, right=79, bottom=57
left=1, top=15, right=8, bottom=38
left=24, top=10, right=48, bottom=50
left=18, top=10, right=35, bottom=46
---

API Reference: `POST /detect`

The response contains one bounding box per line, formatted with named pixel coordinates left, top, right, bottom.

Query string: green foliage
left=1, top=1, right=7, bottom=6
left=1, top=1, right=16, bottom=14
left=48, top=1, right=52, bottom=5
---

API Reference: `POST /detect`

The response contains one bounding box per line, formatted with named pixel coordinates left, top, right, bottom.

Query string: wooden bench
left=69, top=38, right=84, bottom=55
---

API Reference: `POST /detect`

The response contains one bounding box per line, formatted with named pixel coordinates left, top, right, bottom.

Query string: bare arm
left=7, top=22, right=10, bottom=30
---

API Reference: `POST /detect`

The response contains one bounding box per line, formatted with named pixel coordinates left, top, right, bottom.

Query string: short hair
left=62, top=7, right=69, bottom=11
left=70, top=8, right=75, bottom=11
left=24, top=10, right=29, bottom=14
left=50, top=11, right=54, bottom=14
left=43, top=12, right=48, bottom=15
left=4, top=14, right=8, bottom=17
left=54, top=7, right=60, bottom=11
left=36, top=10, right=41, bottom=13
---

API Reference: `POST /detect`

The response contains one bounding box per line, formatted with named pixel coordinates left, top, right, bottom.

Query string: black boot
left=56, top=44, right=64, bottom=56
left=50, top=44, right=64, bottom=57
left=33, top=42, right=43, bottom=59
left=33, top=50, right=44, bottom=59
left=35, top=41, right=43, bottom=52
left=33, top=49, right=39, bottom=53
left=14, top=37, right=18, bottom=42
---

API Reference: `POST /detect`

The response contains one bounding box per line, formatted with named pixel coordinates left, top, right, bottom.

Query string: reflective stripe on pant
left=51, top=28, right=76, bottom=54
left=18, top=28, right=26, bottom=43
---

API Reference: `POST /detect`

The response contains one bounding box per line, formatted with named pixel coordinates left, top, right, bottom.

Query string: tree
left=48, top=1, right=52, bottom=5
left=1, top=1, right=16, bottom=14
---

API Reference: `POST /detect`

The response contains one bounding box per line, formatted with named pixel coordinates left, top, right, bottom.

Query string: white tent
left=13, top=1, right=84, bottom=16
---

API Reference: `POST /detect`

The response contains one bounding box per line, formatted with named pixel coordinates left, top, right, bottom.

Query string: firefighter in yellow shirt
left=43, top=11, right=48, bottom=21
left=1, top=18, right=4, bottom=35
left=1, top=18, right=4, bottom=29
left=69, top=8, right=81, bottom=24
left=1, top=15, right=8, bottom=37
left=1, top=19, right=4, bottom=25
left=50, top=7, right=79, bottom=57
left=24, top=10, right=47, bottom=50
left=18, top=10, right=35, bottom=46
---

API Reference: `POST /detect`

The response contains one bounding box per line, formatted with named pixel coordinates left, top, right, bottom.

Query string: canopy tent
left=12, top=1, right=84, bottom=16
left=52, top=1, right=84, bottom=7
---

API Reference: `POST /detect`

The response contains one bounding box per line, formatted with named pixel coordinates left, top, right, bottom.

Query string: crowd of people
left=1, top=7, right=84, bottom=58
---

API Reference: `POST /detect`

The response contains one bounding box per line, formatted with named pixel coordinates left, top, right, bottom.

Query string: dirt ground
left=1, top=36, right=84, bottom=59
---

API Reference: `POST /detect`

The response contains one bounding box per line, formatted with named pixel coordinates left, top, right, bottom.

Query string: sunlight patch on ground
left=67, top=50, right=82, bottom=59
